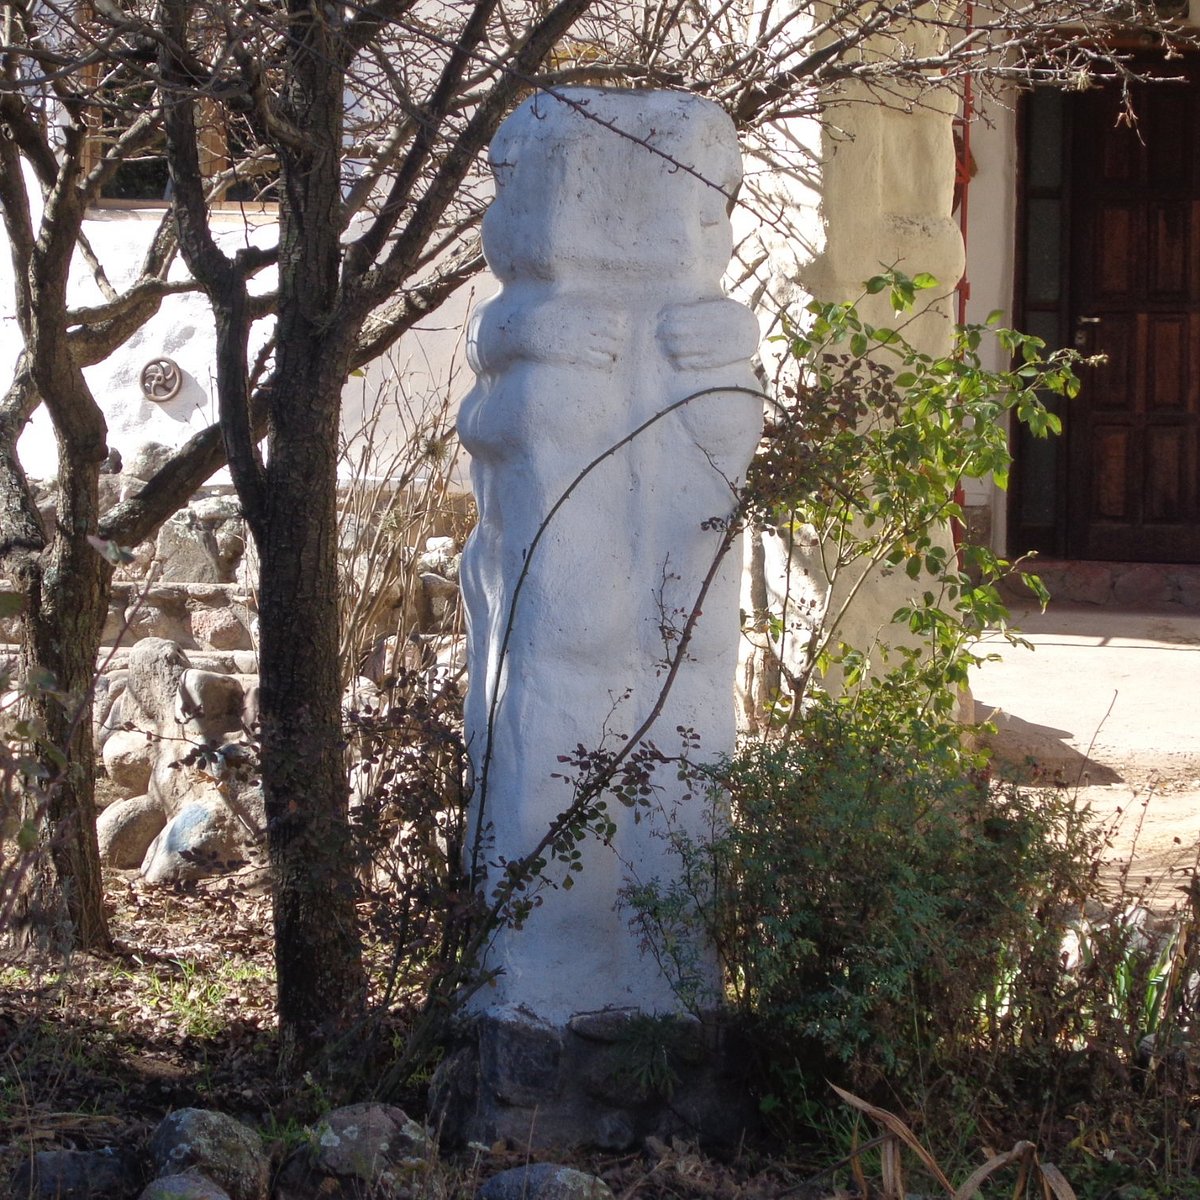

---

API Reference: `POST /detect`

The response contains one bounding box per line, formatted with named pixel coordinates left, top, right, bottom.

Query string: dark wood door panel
left=1064, top=56, right=1200, bottom=563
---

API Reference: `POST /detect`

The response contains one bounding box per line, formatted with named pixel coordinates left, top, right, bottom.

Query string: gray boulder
left=175, top=669, right=245, bottom=728
left=156, top=511, right=226, bottom=585
left=124, top=599, right=195, bottom=646
left=154, top=501, right=245, bottom=586
left=274, top=1103, right=431, bottom=1200
left=123, top=639, right=191, bottom=731
left=98, top=794, right=167, bottom=868
left=148, top=1109, right=268, bottom=1200
left=191, top=607, right=251, bottom=651
left=190, top=495, right=242, bottom=524
left=479, top=1165, right=614, bottom=1200
left=140, top=1174, right=232, bottom=1200
left=103, top=728, right=156, bottom=795
left=125, top=441, right=175, bottom=483
left=141, top=801, right=250, bottom=884
left=9, top=1146, right=142, bottom=1199
left=94, top=670, right=128, bottom=751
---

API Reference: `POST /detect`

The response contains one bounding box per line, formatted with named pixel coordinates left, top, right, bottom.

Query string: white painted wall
left=962, top=92, right=1020, bottom=552
left=0, top=174, right=472, bottom=487
left=0, top=167, right=281, bottom=480
left=775, top=79, right=967, bottom=673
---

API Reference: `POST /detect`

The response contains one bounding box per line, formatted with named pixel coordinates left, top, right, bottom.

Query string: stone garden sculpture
left=445, top=87, right=762, bottom=1147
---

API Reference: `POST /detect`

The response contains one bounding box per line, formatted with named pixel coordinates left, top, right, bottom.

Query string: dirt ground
left=1, top=609, right=1196, bottom=1196
left=970, top=603, right=1200, bottom=909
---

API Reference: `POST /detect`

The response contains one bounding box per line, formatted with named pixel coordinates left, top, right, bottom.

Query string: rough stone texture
left=1112, top=562, right=1173, bottom=608
left=190, top=495, right=242, bottom=525
left=1178, top=568, right=1200, bottom=609
left=479, top=1010, right=564, bottom=1109
left=420, top=572, right=459, bottom=630
left=273, top=1104, right=431, bottom=1200
left=140, top=799, right=253, bottom=884
left=97, top=470, right=123, bottom=515
left=1057, top=562, right=1114, bottom=606
left=148, top=1109, right=268, bottom=1200
left=430, top=1008, right=758, bottom=1152
left=191, top=607, right=251, bottom=651
left=125, top=441, right=176, bottom=483
left=417, top=537, right=459, bottom=582
left=457, top=88, right=760, bottom=1026
left=139, top=1174, right=233, bottom=1200
left=97, top=793, right=167, bottom=867
left=125, top=599, right=195, bottom=646
left=156, top=511, right=228, bottom=584
left=95, top=670, right=129, bottom=754
left=123, top=639, right=192, bottom=731
left=10, top=1146, right=142, bottom=1199
left=100, top=639, right=262, bottom=885
left=176, top=669, right=246, bottom=727
left=479, top=1164, right=614, bottom=1200
left=995, top=561, right=1200, bottom=610
left=103, top=728, right=156, bottom=794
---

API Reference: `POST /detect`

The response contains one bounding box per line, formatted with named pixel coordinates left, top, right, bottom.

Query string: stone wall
left=0, top=449, right=468, bottom=887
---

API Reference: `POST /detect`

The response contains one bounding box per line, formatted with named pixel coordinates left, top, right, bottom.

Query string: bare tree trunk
left=257, top=365, right=365, bottom=1056
left=2, top=395, right=113, bottom=951
left=253, top=0, right=366, bottom=1057
left=9, top=152, right=116, bottom=949
left=18, top=464, right=112, bottom=951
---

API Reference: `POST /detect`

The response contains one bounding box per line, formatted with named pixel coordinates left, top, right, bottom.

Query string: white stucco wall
left=0, top=181, right=277, bottom=481
left=0, top=176, right=470, bottom=486
left=961, top=92, right=1019, bottom=552
left=780, top=79, right=967, bottom=672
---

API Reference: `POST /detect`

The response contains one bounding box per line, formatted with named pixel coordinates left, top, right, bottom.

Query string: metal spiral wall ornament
left=140, top=358, right=184, bottom=402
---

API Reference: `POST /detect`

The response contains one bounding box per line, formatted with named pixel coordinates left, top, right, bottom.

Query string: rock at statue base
left=431, top=1006, right=759, bottom=1151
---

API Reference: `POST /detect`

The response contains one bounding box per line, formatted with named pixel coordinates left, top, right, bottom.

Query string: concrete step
left=999, top=559, right=1200, bottom=610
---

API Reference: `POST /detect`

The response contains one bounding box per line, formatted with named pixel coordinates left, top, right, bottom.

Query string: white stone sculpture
left=458, top=88, right=762, bottom=1026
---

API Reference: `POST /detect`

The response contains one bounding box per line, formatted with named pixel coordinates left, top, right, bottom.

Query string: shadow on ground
left=974, top=701, right=1124, bottom=787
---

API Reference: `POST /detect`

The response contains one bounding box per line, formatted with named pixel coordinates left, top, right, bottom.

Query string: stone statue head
left=482, top=88, right=742, bottom=288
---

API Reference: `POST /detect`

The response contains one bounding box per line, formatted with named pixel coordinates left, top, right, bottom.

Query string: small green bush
left=628, top=699, right=1099, bottom=1097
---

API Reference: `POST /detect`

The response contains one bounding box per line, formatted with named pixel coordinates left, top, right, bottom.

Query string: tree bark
left=256, top=0, right=366, bottom=1056
left=257, top=361, right=365, bottom=1055
left=0, top=123, right=116, bottom=951
left=15, top=447, right=112, bottom=951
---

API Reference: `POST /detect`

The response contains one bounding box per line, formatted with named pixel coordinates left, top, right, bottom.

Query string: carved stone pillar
left=440, top=87, right=762, bottom=1149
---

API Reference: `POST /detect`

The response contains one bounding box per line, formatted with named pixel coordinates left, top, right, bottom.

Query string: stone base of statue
left=430, top=1007, right=759, bottom=1151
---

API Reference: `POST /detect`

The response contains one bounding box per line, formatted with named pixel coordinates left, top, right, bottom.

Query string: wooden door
left=1013, top=61, right=1200, bottom=563
left=1067, top=61, right=1200, bottom=561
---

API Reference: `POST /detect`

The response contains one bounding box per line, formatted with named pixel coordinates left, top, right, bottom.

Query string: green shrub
left=743, top=268, right=1084, bottom=729
left=628, top=699, right=1099, bottom=1096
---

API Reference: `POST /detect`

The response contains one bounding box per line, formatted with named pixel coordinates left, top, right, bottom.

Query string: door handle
left=1076, top=316, right=1102, bottom=324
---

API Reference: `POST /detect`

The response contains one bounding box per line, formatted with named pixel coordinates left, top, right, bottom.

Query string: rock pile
left=9, top=1105, right=614, bottom=1200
